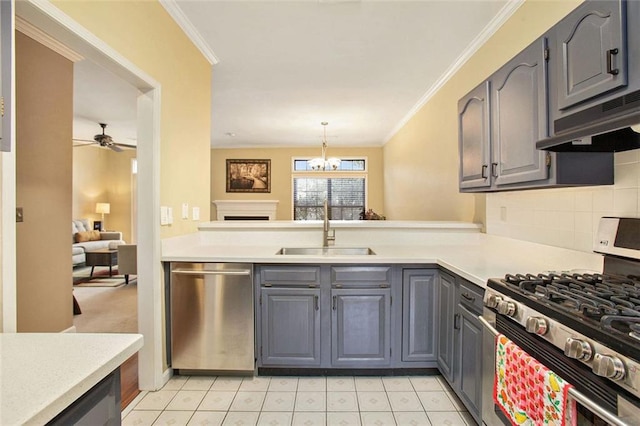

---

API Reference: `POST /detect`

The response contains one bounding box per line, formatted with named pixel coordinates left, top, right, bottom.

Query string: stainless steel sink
left=276, top=247, right=376, bottom=256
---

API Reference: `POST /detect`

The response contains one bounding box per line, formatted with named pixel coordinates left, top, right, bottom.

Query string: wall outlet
left=192, top=207, right=200, bottom=221
left=182, top=203, right=189, bottom=219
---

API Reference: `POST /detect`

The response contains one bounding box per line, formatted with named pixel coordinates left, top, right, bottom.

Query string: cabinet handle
left=461, top=292, right=476, bottom=302
left=481, top=164, right=488, bottom=179
left=314, top=295, right=319, bottom=311
left=332, top=295, right=337, bottom=310
left=491, top=162, right=498, bottom=178
left=607, top=48, right=619, bottom=75
left=334, top=284, right=343, bottom=288
left=454, top=313, right=461, bottom=330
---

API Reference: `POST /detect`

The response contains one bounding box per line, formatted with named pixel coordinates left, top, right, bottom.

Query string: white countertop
left=162, top=228, right=603, bottom=288
left=1, top=333, right=143, bottom=426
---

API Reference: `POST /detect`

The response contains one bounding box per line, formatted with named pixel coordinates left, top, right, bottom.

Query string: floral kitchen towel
left=494, top=333, right=576, bottom=426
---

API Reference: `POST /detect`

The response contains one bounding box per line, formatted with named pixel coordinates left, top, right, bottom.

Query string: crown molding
left=16, top=15, right=84, bottom=62
left=159, top=0, right=219, bottom=65
left=383, top=0, right=526, bottom=144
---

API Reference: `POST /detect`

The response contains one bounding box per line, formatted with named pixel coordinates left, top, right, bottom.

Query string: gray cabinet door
left=491, top=38, right=549, bottom=186
left=261, top=288, right=321, bottom=366
left=437, top=273, right=456, bottom=382
left=555, top=0, right=627, bottom=110
left=459, top=81, right=491, bottom=190
left=402, top=270, right=437, bottom=362
left=457, top=305, right=483, bottom=424
left=331, top=288, right=391, bottom=366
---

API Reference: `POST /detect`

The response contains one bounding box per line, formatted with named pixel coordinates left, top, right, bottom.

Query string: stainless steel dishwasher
left=170, top=263, right=254, bottom=371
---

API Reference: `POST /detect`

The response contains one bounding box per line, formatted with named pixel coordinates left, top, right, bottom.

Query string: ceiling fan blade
left=113, top=142, right=137, bottom=149
left=108, top=144, right=123, bottom=152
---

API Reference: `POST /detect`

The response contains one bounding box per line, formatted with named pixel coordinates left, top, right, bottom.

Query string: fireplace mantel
left=212, top=200, right=279, bottom=221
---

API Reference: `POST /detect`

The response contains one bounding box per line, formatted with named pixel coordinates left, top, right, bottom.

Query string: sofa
left=72, top=219, right=125, bottom=267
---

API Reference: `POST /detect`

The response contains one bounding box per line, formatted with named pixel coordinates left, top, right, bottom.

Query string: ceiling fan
left=73, top=123, right=135, bottom=152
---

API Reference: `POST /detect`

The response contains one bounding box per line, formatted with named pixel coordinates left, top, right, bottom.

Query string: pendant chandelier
left=309, top=121, right=341, bottom=171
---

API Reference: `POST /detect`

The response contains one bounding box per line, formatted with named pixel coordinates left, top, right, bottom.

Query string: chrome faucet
left=323, top=199, right=336, bottom=247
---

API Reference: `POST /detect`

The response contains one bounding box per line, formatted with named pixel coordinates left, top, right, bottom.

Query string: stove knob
left=564, top=338, right=593, bottom=361
left=497, top=301, right=517, bottom=316
left=592, top=354, right=625, bottom=380
left=485, top=294, right=503, bottom=309
left=525, top=317, right=548, bottom=335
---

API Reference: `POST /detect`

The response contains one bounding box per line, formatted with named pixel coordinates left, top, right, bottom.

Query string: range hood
left=536, top=88, right=640, bottom=152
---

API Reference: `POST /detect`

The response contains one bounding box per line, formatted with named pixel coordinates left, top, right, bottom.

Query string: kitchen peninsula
left=0, top=333, right=143, bottom=425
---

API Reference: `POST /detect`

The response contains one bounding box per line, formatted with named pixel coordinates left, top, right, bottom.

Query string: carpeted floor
left=73, top=276, right=138, bottom=333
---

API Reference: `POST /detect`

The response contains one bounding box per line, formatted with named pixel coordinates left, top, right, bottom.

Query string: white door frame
left=6, top=0, right=166, bottom=390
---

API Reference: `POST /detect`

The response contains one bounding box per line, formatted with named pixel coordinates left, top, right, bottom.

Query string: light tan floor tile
left=212, top=377, right=243, bottom=391
left=425, top=411, right=466, bottom=426
left=417, top=391, right=456, bottom=412
left=262, top=391, right=296, bottom=411
left=327, top=377, right=356, bottom=391
left=327, top=391, right=359, bottom=411
left=198, top=390, right=237, bottom=411
left=357, top=392, right=391, bottom=412
left=257, top=412, right=293, bottom=426
left=240, top=377, right=271, bottom=391
left=408, top=377, right=443, bottom=392
left=187, top=411, right=226, bottom=426
left=387, top=391, right=423, bottom=412
left=327, top=412, right=361, bottom=425
left=360, top=411, right=396, bottom=426
left=269, top=377, right=299, bottom=391
left=182, top=376, right=217, bottom=391
left=382, top=377, right=413, bottom=392
left=222, top=411, right=259, bottom=426
left=295, top=391, right=327, bottom=412
left=393, top=412, right=431, bottom=426
left=297, top=377, right=326, bottom=391
left=162, top=376, right=189, bottom=391
left=230, top=391, right=267, bottom=411
left=152, top=410, right=194, bottom=426
left=292, top=412, right=326, bottom=426
left=134, top=390, right=178, bottom=410
left=166, top=390, right=207, bottom=411
left=354, top=377, right=384, bottom=392
left=445, top=391, right=468, bottom=412
left=122, top=410, right=162, bottom=426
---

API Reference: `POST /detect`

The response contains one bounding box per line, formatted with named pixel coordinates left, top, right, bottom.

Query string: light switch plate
left=160, top=206, right=169, bottom=225
left=192, top=207, right=200, bottom=221
left=182, top=203, right=189, bottom=219
left=167, top=207, right=173, bottom=224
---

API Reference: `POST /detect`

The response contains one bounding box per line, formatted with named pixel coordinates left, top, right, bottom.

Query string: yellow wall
left=211, top=147, right=385, bottom=220
left=16, top=32, right=73, bottom=332
left=73, top=146, right=135, bottom=243
left=383, top=0, right=582, bottom=222
left=53, top=0, right=212, bottom=238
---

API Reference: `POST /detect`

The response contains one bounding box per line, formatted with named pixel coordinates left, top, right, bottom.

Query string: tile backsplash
left=486, top=150, right=640, bottom=253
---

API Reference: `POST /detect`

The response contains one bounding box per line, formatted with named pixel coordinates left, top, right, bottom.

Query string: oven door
left=479, top=308, right=640, bottom=426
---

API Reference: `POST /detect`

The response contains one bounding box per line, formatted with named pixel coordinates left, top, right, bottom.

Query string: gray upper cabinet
left=436, top=272, right=456, bottom=382
left=555, top=0, right=627, bottom=111
left=458, top=81, right=491, bottom=190
left=331, top=288, right=391, bottom=367
left=491, top=38, right=549, bottom=186
left=402, top=269, right=437, bottom=362
left=261, top=287, right=321, bottom=366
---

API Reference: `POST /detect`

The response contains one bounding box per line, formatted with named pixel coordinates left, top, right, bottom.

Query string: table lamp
left=95, top=203, right=110, bottom=231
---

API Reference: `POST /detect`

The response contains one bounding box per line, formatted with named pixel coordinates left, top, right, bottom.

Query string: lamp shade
left=96, top=203, right=111, bottom=214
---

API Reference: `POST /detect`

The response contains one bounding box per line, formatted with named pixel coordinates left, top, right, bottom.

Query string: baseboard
left=61, top=325, right=77, bottom=333
left=121, top=390, right=147, bottom=418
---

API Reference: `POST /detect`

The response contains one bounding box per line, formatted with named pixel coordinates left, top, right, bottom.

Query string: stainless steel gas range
left=481, top=217, right=640, bottom=426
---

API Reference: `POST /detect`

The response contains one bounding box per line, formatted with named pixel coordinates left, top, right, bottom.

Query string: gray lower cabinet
left=402, top=269, right=437, bottom=362
left=456, top=302, right=483, bottom=424
left=260, top=287, right=321, bottom=366
left=331, top=288, right=391, bottom=367
left=436, top=271, right=456, bottom=382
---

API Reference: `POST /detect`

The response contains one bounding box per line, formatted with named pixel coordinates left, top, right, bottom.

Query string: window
left=292, top=158, right=367, bottom=221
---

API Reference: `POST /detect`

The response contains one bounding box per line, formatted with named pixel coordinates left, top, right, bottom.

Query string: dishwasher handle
left=172, top=269, right=251, bottom=276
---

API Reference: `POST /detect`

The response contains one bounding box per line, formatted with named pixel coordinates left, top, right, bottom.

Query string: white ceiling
left=72, top=0, right=515, bottom=149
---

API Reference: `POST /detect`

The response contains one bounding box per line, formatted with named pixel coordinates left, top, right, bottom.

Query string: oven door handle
left=479, top=314, right=498, bottom=337
left=478, top=315, right=633, bottom=426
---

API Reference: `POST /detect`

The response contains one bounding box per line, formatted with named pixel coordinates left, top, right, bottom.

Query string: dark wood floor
left=120, top=353, right=139, bottom=410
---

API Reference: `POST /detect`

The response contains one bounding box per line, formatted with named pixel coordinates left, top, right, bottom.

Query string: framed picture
left=226, top=159, right=271, bottom=193
left=93, top=221, right=102, bottom=231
